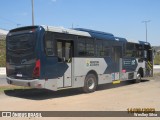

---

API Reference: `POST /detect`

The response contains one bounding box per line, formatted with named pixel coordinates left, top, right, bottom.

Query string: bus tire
left=135, top=72, right=141, bottom=83
left=82, top=74, right=97, bottom=93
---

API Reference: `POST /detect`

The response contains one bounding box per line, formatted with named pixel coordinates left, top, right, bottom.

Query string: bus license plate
left=17, top=74, right=23, bottom=77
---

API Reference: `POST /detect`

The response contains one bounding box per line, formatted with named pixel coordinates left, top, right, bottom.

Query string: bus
left=6, top=26, right=153, bottom=93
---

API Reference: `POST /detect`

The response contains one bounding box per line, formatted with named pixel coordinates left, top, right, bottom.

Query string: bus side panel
left=72, top=57, right=113, bottom=88
left=121, top=58, right=145, bottom=81
left=135, top=58, right=145, bottom=74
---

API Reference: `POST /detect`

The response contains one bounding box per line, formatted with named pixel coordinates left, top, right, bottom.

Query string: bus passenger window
left=96, top=41, right=103, bottom=56
left=135, top=44, right=143, bottom=58
left=125, top=43, right=135, bottom=57
left=45, top=40, right=54, bottom=56
left=78, top=40, right=86, bottom=56
left=45, top=32, right=55, bottom=56
left=57, top=42, right=63, bottom=62
left=86, top=40, right=94, bottom=56
left=104, top=47, right=111, bottom=56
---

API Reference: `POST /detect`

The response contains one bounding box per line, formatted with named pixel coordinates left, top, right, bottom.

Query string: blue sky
left=0, top=0, right=160, bottom=45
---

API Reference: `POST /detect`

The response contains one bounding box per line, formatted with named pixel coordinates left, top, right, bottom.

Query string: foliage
left=0, top=86, right=30, bottom=93
left=0, top=40, right=6, bottom=67
left=154, top=54, right=160, bottom=65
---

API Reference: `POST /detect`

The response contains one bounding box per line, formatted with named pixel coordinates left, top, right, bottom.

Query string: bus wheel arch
left=82, top=70, right=98, bottom=93
left=138, top=67, right=144, bottom=78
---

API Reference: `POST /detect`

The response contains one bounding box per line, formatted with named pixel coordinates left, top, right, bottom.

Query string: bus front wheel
left=82, top=74, right=97, bottom=93
left=135, top=73, right=141, bottom=83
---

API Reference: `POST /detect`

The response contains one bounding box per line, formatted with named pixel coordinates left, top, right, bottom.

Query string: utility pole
left=142, top=20, right=150, bottom=42
left=31, top=0, right=34, bottom=26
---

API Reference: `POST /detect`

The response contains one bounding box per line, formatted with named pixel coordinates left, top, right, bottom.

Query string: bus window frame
left=77, top=36, right=96, bottom=57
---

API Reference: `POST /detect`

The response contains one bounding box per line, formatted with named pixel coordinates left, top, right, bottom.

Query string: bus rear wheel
left=82, top=74, right=97, bottom=93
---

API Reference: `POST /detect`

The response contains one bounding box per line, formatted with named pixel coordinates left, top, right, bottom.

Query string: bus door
left=144, top=45, right=153, bottom=77
left=57, top=40, right=73, bottom=87
left=112, top=46, right=122, bottom=81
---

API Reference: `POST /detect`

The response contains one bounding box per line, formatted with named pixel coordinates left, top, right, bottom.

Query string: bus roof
left=115, top=37, right=151, bottom=46
left=74, top=28, right=115, bottom=41
left=8, top=25, right=150, bottom=46
left=42, top=25, right=92, bottom=37
left=43, top=26, right=115, bottom=41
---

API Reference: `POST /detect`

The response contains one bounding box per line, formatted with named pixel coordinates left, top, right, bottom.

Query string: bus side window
left=104, top=46, right=111, bottom=57
left=45, top=32, right=55, bottom=56
left=96, top=40, right=103, bottom=57
left=78, top=39, right=86, bottom=56
left=57, top=42, right=63, bottom=62
left=86, top=39, right=94, bottom=56
left=45, top=40, right=54, bottom=56
left=78, top=38, right=95, bottom=57
left=125, top=43, right=135, bottom=57
left=135, top=44, right=143, bottom=58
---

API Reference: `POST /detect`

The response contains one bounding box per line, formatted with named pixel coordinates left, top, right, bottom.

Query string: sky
left=0, top=0, right=160, bottom=46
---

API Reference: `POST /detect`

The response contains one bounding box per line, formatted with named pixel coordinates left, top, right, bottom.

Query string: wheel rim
left=137, top=74, right=141, bottom=80
left=87, top=78, right=95, bottom=90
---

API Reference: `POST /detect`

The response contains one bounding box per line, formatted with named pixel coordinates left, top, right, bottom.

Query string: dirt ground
left=0, top=75, right=160, bottom=120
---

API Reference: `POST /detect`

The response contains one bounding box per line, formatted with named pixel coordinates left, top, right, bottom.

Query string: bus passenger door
left=57, top=41, right=73, bottom=88
left=64, top=42, right=72, bottom=87
left=112, top=46, right=122, bottom=81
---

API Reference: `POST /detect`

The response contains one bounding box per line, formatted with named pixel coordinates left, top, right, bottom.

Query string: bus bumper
left=6, top=77, right=46, bottom=89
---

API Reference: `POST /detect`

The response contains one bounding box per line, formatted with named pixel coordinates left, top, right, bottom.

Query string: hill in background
left=0, top=39, right=6, bottom=67
left=0, top=29, right=8, bottom=40
left=0, top=29, right=8, bottom=35
left=0, top=29, right=7, bottom=66
left=153, top=46, right=160, bottom=52
left=153, top=46, right=160, bottom=65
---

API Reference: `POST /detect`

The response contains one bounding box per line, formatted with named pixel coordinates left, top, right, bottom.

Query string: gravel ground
left=0, top=74, right=159, bottom=120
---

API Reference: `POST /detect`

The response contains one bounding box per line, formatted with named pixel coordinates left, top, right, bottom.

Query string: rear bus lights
left=33, top=60, right=41, bottom=78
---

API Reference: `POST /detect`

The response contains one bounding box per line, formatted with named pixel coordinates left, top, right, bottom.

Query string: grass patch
left=146, top=72, right=160, bottom=80
left=0, top=85, right=30, bottom=93
left=154, top=54, right=160, bottom=65
left=154, top=72, right=160, bottom=76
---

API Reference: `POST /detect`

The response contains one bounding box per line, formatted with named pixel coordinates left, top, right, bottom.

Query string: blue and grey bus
left=6, top=26, right=153, bottom=93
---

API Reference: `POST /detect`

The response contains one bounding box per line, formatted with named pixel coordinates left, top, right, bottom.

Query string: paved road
left=0, top=75, right=7, bottom=86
